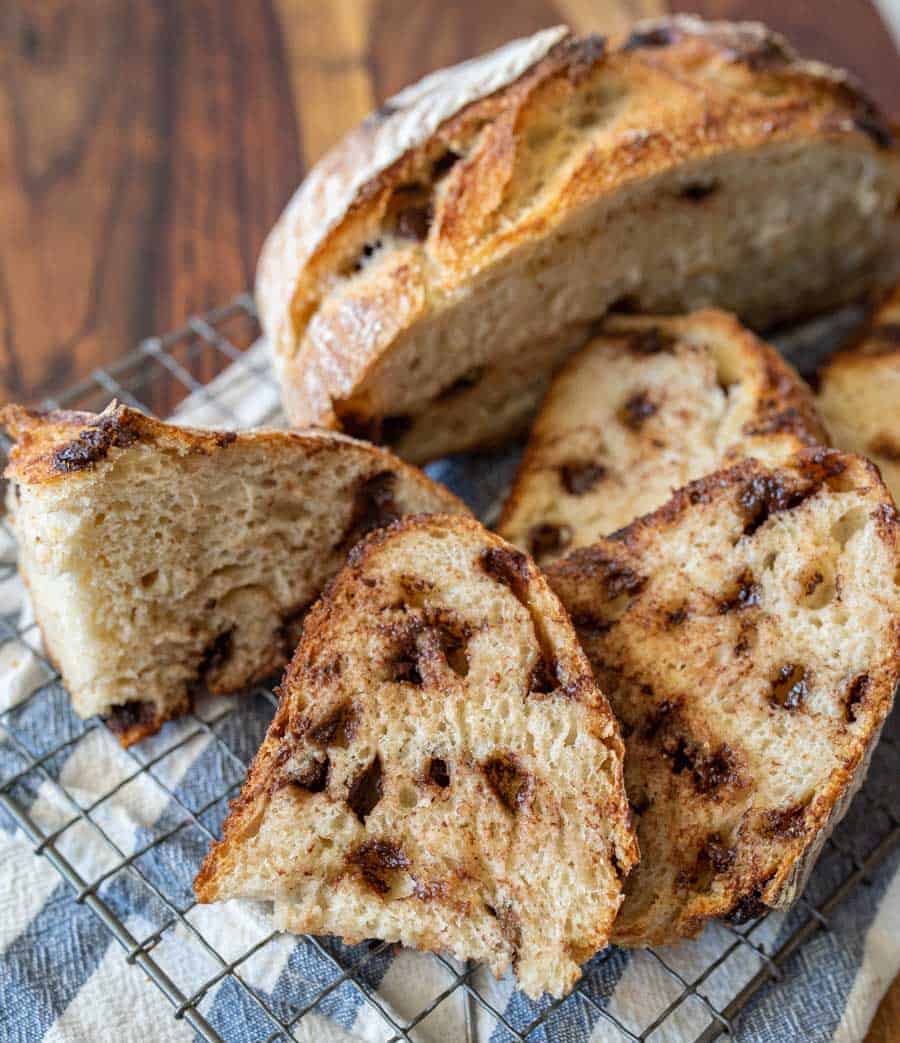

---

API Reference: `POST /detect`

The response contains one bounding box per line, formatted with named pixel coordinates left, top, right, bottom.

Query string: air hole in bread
left=679, top=179, right=720, bottom=202
left=799, top=562, right=836, bottom=609
left=436, top=365, right=486, bottom=401
left=618, top=390, right=658, bottom=429
left=482, top=753, right=533, bottom=814
left=347, top=755, right=383, bottom=823
left=770, top=663, right=808, bottom=711
left=346, top=238, right=384, bottom=275
left=845, top=673, right=870, bottom=722
left=431, top=149, right=461, bottom=180
left=426, top=757, right=450, bottom=788
left=390, top=630, right=423, bottom=685
left=528, top=522, right=572, bottom=562
left=627, top=327, right=677, bottom=355
left=831, top=507, right=868, bottom=549
left=346, top=839, right=409, bottom=895
left=435, top=622, right=470, bottom=678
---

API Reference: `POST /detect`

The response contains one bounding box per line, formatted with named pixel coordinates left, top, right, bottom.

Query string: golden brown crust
left=258, top=16, right=900, bottom=442
left=546, top=450, right=899, bottom=944
left=0, top=403, right=467, bottom=517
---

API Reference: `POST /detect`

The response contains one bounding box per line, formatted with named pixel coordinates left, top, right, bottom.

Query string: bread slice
left=545, top=450, right=899, bottom=945
left=195, top=514, right=637, bottom=998
left=1, top=404, right=468, bottom=745
left=258, top=16, right=900, bottom=463
left=499, top=310, right=828, bottom=563
left=818, top=285, right=900, bottom=504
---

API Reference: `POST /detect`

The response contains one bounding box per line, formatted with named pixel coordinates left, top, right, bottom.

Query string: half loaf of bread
left=259, top=17, right=900, bottom=462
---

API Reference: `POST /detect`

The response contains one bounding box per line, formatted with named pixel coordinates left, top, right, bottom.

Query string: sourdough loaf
left=818, top=284, right=900, bottom=504
left=546, top=450, right=899, bottom=945
left=195, top=515, right=638, bottom=998
left=2, top=404, right=467, bottom=744
left=258, top=17, right=900, bottom=463
left=499, top=310, right=828, bottom=562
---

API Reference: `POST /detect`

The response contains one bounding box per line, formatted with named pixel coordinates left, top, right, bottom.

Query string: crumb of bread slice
left=499, top=309, right=827, bottom=562
left=546, top=449, right=899, bottom=945
left=2, top=403, right=468, bottom=744
left=195, top=514, right=638, bottom=999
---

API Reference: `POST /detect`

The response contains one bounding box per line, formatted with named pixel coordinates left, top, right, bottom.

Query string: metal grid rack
left=0, top=295, right=897, bottom=1042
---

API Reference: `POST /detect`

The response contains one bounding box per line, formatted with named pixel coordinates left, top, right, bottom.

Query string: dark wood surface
left=0, top=2, right=898, bottom=1035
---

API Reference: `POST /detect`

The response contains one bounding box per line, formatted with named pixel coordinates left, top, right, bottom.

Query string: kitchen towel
left=1, top=315, right=897, bottom=1043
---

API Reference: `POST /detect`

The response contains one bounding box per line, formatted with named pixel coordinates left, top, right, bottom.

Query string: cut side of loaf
left=499, top=310, right=828, bottom=563
left=818, top=284, right=900, bottom=504
left=195, top=515, right=637, bottom=999
left=1, top=404, right=468, bottom=745
left=545, top=450, right=899, bottom=946
left=259, top=16, right=900, bottom=463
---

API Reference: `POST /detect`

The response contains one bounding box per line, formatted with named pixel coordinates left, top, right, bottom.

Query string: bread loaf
left=818, top=284, right=900, bottom=504
left=546, top=450, right=899, bottom=945
left=195, top=515, right=637, bottom=998
left=499, top=310, right=827, bottom=562
left=258, top=17, right=900, bottom=463
left=2, top=404, right=467, bottom=744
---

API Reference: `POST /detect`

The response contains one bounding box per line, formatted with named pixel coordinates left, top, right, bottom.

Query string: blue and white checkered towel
left=1, top=319, right=898, bottom=1043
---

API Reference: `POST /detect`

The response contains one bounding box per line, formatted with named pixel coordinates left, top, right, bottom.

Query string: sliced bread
left=259, top=17, right=900, bottom=462
left=818, top=285, right=900, bottom=504
left=195, top=515, right=638, bottom=998
left=545, top=450, right=899, bottom=945
left=2, top=404, right=468, bottom=744
left=498, top=310, right=827, bottom=562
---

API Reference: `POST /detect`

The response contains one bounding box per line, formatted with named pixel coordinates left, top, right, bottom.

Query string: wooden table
left=1, top=1, right=898, bottom=1037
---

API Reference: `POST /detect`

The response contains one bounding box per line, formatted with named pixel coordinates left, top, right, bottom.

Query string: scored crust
left=817, top=283, right=900, bottom=505
left=195, top=514, right=638, bottom=998
left=498, top=309, right=828, bottom=564
left=2, top=404, right=468, bottom=744
left=545, top=450, right=899, bottom=945
left=258, top=16, right=900, bottom=462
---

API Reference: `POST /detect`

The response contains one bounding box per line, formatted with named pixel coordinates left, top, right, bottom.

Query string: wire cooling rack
left=0, top=295, right=898, bottom=1042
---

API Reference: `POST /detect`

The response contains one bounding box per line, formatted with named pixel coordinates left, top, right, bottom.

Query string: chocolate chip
left=396, top=205, right=432, bottom=241
left=427, top=757, right=450, bottom=788
left=845, top=673, right=870, bottom=722
left=105, top=700, right=157, bottom=737
left=482, top=753, right=533, bottom=814
left=717, top=569, right=761, bottom=614
left=770, top=664, right=807, bottom=711
left=619, top=390, right=657, bottom=429
left=528, top=523, right=572, bottom=561
left=528, top=655, right=558, bottom=695
left=308, top=702, right=359, bottom=747
left=284, top=755, right=330, bottom=794
left=761, top=803, right=807, bottom=839
left=560, top=460, right=606, bottom=495
left=52, top=413, right=140, bottom=473
left=338, top=470, right=402, bottom=551
left=480, top=547, right=530, bottom=593
left=347, top=755, right=383, bottom=823
left=347, top=839, right=409, bottom=895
